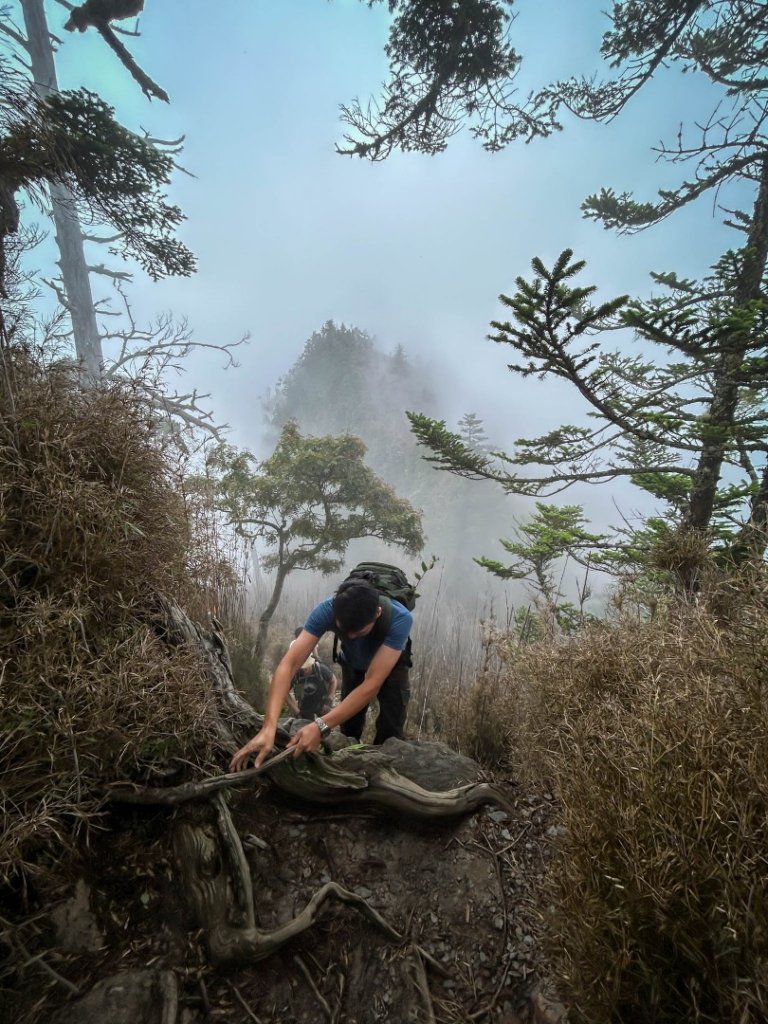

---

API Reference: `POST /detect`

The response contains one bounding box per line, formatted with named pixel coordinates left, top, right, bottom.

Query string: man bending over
left=229, top=578, right=412, bottom=771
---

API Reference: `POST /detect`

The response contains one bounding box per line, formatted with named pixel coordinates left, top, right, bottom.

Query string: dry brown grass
left=0, top=350, right=219, bottom=885
left=463, top=571, right=768, bottom=1022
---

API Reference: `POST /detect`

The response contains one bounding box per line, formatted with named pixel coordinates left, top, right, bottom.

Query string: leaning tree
left=207, top=420, right=425, bottom=663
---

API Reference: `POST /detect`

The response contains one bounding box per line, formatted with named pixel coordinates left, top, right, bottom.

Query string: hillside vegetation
left=0, top=351, right=219, bottom=884
left=452, top=569, right=768, bottom=1022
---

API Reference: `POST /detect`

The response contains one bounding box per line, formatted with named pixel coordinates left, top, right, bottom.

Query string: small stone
left=51, top=879, right=104, bottom=953
left=493, top=916, right=504, bottom=931
left=355, top=886, right=373, bottom=899
left=488, top=810, right=509, bottom=823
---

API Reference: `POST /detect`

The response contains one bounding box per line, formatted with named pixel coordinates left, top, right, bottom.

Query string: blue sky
left=14, top=1, right=744, bottom=529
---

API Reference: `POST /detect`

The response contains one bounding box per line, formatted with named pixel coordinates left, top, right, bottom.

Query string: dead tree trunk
left=20, top=0, right=103, bottom=379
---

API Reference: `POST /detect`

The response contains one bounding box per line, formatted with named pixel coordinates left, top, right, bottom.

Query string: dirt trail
left=7, top=770, right=565, bottom=1024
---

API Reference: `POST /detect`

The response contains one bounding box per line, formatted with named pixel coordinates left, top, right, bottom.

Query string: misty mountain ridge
left=261, top=320, right=519, bottom=604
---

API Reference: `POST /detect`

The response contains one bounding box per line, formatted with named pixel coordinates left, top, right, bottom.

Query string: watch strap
left=314, top=715, right=331, bottom=738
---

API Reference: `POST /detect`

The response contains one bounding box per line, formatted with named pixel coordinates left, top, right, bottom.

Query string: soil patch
left=4, top=778, right=561, bottom=1023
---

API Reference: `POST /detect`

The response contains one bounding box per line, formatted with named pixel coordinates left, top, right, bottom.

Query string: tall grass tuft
left=470, top=570, right=768, bottom=1022
left=0, top=350, right=220, bottom=885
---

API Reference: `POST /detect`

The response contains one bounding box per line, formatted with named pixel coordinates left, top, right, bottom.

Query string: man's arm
left=287, top=645, right=402, bottom=756
left=229, top=630, right=319, bottom=771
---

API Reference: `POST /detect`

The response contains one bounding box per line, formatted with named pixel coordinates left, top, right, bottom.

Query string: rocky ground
left=3, top=745, right=567, bottom=1024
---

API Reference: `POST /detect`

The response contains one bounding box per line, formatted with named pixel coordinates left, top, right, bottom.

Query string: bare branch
left=62, top=2, right=168, bottom=102
left=139, top=129, right=185, bottom=151
left=92, top=20, right=168, bottom=102
left=81, top=230, right=123, bottom=243
left=87, top=262, right=131, bottom=281
left=42, top=276, right=71, bottom=310
left=0, top=20, right=30, bottom=50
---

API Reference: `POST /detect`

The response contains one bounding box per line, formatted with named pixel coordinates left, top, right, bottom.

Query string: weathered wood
left=107, top=748, right=294, bottom=805
left=154, top=596, right=269, bottom=752
left=173, top=816, right=402, bottom=967
left=21, top=0, right=104, bottom=379
left=110, top=745, right=513, bottom=818
left=266, top=745, right=515, bottom=818
left=213, top=792, right=255, bottom=931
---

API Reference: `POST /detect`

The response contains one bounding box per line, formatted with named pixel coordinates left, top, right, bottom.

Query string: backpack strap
left=370, top=595, right=393, bottom=648
left=312, top=659, right=325, bottom=688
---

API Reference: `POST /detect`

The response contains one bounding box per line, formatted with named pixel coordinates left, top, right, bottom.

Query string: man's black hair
left=332, top=579, right=379, bottom=634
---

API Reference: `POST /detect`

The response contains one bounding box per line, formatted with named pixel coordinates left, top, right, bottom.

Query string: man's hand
left=229, top=725, right=276, bottom=772
left=286, top=722, right=323, bottom=758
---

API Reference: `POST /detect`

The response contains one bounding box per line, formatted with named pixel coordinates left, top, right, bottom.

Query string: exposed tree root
left=272, top=764, right=514, bottom=819
left=155, top=596, right=271, bottom=752
left=107, top=748, right=294, bottom=805
left=173, top=800, right=448, bottom=975
left=176, top=817, right=395, bottom=965
left=109, top=746, right=513, bottom=818
left=213, top=791, right=255, bottom=930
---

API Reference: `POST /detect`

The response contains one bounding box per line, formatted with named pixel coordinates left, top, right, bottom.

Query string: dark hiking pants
left=339, top=661, right=410, bottom=744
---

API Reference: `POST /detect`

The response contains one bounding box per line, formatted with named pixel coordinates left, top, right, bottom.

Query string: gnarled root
left=173, top=805, right=407, bottom=968
left=111, top=746, right=513, bottom=818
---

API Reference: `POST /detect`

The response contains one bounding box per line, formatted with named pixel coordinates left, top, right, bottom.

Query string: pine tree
left=388, top=2, right=768, bottom=567
left=409, top=236, right=768, bottom=569
left=457, top=412, right=489, bottom=452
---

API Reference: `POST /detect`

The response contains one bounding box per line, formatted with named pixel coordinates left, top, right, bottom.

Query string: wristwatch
left=313, top=715, right=332, bottom=739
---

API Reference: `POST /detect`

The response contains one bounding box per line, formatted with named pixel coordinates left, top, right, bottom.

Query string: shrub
left=0, top=352, right=218, bottom=884
left=474, top=573, right=768, bottom=1022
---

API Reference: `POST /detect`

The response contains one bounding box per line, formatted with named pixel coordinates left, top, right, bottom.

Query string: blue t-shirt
left=304, top=597, right=412, bottom=671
